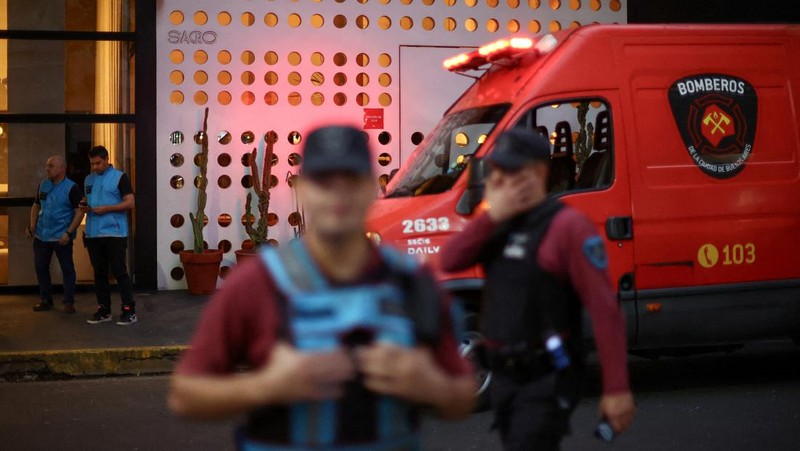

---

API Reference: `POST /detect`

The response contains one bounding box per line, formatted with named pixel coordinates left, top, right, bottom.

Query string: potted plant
left=179, top=107, right=223, bottom=294
left=235, top=131, right=276, bottom=263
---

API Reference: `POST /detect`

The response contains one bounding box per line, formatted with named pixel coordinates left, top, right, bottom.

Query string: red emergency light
left=443, top=34, right=558, bottom=72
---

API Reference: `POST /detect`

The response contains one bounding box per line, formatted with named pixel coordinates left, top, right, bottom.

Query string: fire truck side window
left=514, top=100, right=613, bottom=194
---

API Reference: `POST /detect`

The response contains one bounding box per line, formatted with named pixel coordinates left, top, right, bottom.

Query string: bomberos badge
left=668, top=74, right=757, bottom=179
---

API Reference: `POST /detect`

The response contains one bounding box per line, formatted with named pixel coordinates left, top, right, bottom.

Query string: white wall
left=156, top=0, right=626, bottom=289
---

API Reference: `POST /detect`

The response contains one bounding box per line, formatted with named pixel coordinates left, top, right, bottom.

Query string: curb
left=0, top=345, right=188, bottom=379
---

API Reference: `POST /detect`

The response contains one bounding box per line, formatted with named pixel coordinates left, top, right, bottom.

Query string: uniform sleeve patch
left=582, top=235, right=608, bottom=270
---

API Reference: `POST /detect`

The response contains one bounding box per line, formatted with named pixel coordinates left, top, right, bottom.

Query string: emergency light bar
left=443, top=34, right=558, bottom=72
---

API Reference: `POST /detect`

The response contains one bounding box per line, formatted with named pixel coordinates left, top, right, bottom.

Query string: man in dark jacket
left=441, top=128, right=635, bottom=450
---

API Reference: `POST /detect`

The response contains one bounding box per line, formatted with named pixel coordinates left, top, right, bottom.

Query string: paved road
left=1, top=340, right=799, bottom=450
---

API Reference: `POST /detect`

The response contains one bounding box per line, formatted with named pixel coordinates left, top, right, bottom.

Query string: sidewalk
left=0, top=290, right=209, bottom=380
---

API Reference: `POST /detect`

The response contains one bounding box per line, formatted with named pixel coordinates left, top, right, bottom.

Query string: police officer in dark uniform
left=441, top=128, right=635, bottom=450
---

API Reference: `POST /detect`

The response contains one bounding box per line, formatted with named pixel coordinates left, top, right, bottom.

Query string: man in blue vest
left=80, top=145, right=137, bottom=325
left=26, top=156, right=84, bottom=314
left=169, top=125, right=475, bottom=450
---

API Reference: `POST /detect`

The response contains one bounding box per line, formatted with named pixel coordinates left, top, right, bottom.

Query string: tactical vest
left=36, top=178, right=77, bottom=242
left=480, top=198, right=583, bottom=357
left=241, top=240, right=442, bottom=450
left=84, top=166, right=128, bottom=238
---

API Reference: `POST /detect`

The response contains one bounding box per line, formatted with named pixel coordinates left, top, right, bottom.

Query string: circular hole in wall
left=241, top=131, right=255, bottom=144
left=378, top=131, right=392, bottom=145
left=241, top=213, right=255, bottom=226
left=267, top=213, right=279, bottom=226
left=379, top=16, right=392, bottom=29
left=193, top=50, right=208, bottom=64
left=356, top=53, right=370, bottom=67
left=194, top=176, right=205, bottom=189
left=270, top=175, right=279, bottom=188
left=193, top=91, right=208, bottom=105
left=509, top=0, right=521, bottom=7
left=170, top=267, right=184, bottom=281
left=265, top=92, right=279, bottom=105
left=334, top=93, right=347, bottom=106
left=356, top=93, right=370, bottom=106
left=288, top=71, right=301, bottom=86
left=423, top=17, right=435, bottom=30
left=169, top=10, right=184, bottom=25
left=508, top=19, right=520, bottom=32
left=465, top=18, right=477, bottom=32
left=241, top=51, right=255, bottom=65
left=311, top=92, right=324, bottom=105
left=169, top=50, right=183, bottom=64
left=310, top=72, right=324, bottom=86
left=444, top=17, right=457, bottom=31
left=217, top=11, right=232, bottom=26
left=241, top=175, right=254, bottom=189
left=218, top=71, right=232, bottom=84
left=241, top=71, right=255, bottom=85
left=218, top=153, right=231, bottom=167
left=333, top=14, right=347, bottom=28
left=265, top=71, right=278, bottom=85
left=379, top=93, right=392, bottom=106
left=610, top=0, right=621, bottom=11
left=378, top=152, right=392, bottom=166
left=264, top=130, right=278, bottom=144
left=170, top=131, right=184, bottom=145
left=401, top=16, right=413, bottom=30
left=265, top=51, right=279, bottom=65
left=334, top=53, right=348, bottom=67
left=219, top=240, right=232, bottom=254
left=170, top=70, right=184, bottom=84
left=379, top=53, right=392, bottom=67
left=379, top=73, right=392, bottom=87
left=218, top=214, right=232, bottom=227
left=170, top=153, right=184, bottom=167
left=356, top=15, right=369, bottom=29
left=217, top=50, right=231, bottom=64
left=288, top=211, right=302, bottom=227
left=170, top=175, right=184, bottom=189
left=194, top=131, right=207, bottom=145
left=241, top=91, right=255, bottom=105
left=334, top=73, right=347, bottom=86
left=169, top=240, right=183, bottom=254
left=288, top=92, right=302, bottom=106
left=241, top=152, right=252, bottom=167
left=288, top=153, right=302, bottom=166
left=194, top=71, right=208, bottom=84
left=288, top=52, right=302, bottom=66
left=356, top=73, right=369, bottom=86
left=288, top=131, right=302, bottom=145
left=549, top=20, right=561, bottom=32
left=170, top=214, right=184, bottom=228
left=530, top=0, right=541, bottom=8
left=241, top=12, right=255, bottom=26
left=170, top=91, right=184, bottom=104
left=311, top=14, right=324, bottom=28
left=550, top=0, right=561, bottom=9
left=411, top=131, right=424, bottom=145
left=218, top=91, right=232, bottom=105
left=193, top=11, right=208, bottom=25
left=288, top=13, right=302, bottom=27
left=311, top=52, right=324, bottom=66
left=218, top=175, right=232, bottom=189
left=264, top=12, right=278, bottom=26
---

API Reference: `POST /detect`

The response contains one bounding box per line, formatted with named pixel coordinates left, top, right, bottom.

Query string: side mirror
left=456, top=157, right=488, bottom=215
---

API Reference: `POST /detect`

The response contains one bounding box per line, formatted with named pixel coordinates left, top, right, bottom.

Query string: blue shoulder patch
left=582, top=235, right=608, bottom=270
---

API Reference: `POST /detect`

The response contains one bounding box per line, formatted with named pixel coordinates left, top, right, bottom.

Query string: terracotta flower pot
left=179, top=249, right=223, bottom=295
left=234, top=248, right=259, bottom=265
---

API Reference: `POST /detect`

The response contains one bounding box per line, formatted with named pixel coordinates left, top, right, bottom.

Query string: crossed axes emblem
left=703, top=111, right=731, bottom=135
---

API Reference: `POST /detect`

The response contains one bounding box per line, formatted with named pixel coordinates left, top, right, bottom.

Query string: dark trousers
left=490, top=368, right=583, bottom=451
left=85, top=237, right=134, bottom=313
left=33, top=238, right=76, bottom=305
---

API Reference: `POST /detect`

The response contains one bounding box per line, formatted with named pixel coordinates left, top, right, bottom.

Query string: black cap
left=301, top=125, right=372, bottom=176
left=487, top=128, right=551, bottom=170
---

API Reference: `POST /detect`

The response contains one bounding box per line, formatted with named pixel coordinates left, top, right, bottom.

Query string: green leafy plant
left=189, top=107, right=210, bottom=253
left=243, top=131, right=276, bottom=248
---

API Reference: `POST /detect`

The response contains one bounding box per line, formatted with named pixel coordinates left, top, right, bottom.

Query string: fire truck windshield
left=385, top=104, right=510, bottom=198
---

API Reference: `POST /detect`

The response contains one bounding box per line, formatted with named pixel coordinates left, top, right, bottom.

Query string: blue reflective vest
left=35, top=178, right=77, bottom=242
left=245, top=240, right=424, bottom=450
left=84, top=166, right=128, bottom=238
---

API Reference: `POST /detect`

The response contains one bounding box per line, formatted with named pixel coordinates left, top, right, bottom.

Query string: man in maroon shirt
left=169, top=125, right=475, bottom=450
left=440, top=128, right=635, bottom=450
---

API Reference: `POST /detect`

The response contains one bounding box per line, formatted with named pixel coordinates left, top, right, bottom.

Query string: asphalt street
left=1, top=340, right=799, bottom=451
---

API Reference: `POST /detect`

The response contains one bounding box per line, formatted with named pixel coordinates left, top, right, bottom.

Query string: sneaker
left=116, top=311, right=138, bottom=326
left=33, top=302, right=53, bottom=312
left=87, top=309, right=112, bottom=324
left=64, top=304, right=76, bottom=314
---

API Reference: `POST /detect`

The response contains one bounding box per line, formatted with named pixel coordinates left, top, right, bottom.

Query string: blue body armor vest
left=84, top=166, right=128, bottom=238
left=242, top=240, right=423, bottom=451
left=36, top=178, right=77, bottom=242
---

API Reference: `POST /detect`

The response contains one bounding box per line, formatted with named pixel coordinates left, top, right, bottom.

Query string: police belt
left=486, top=342, right=555, bottom=381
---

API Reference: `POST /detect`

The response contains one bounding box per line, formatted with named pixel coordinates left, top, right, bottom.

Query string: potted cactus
left=235, top=131, right=276, bottom=263
left=179, top=107, right=223, bottom=294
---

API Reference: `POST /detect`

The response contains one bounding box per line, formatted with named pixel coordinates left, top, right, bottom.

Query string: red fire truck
left=366, top=24, right=800, bottom=393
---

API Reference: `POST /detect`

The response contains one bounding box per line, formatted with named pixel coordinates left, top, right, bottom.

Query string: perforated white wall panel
left=156, top=0, right=626, bottom=290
